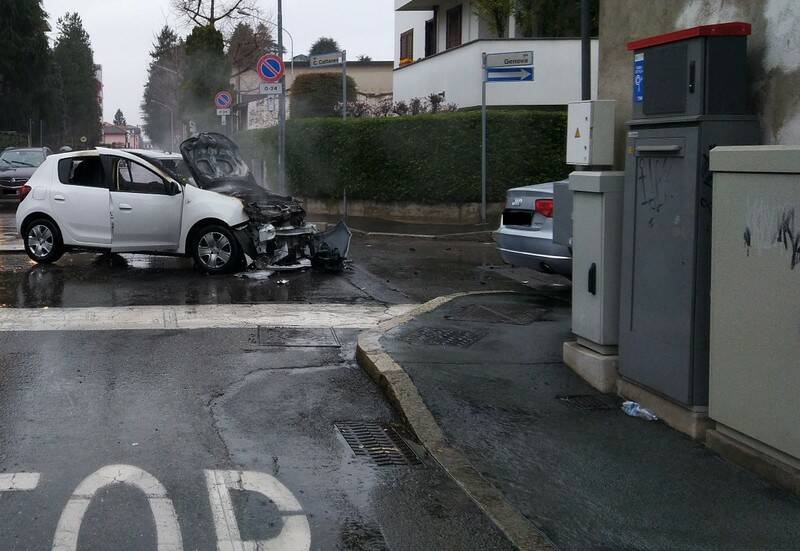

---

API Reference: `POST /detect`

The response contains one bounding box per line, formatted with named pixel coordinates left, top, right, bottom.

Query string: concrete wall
left=393, top=38, right=598, bottom=108
left=599, top=0, right=800, bottom=167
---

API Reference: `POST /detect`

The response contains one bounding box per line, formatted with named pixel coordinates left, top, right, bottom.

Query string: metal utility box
left=570, top=172, right=624, bottom=348
left=567, top=101, right=615, bottom=166
left=618, top=23, right=759, bottom=407
left=709, top=146, right=800, bottom=463
left=552, top=181, right=573, bottom=247
left=629, top=22, right=751, bottom=120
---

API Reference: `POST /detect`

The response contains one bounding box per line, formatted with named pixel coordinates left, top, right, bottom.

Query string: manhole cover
left=335, top=422, right=421, bottom=467
left=398, top=326, right=482, bottom=348
left=556, top=394, right=618, bottom=411
left=257, top=326, right=340, bottom=347
left=444, top=303, right=551, bottom=325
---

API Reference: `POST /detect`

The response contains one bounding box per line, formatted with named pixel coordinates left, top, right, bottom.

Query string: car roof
left=123, top=149, right=182, bottom=159
left=507, top=180, right=567, bottom=193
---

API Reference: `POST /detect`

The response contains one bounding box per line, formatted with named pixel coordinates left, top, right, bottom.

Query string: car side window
left=116, top=159, right=168, bottom=195
left=57, top=157, right=106, bottom=188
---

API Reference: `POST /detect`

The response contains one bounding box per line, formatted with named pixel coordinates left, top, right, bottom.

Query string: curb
left=347, top=227, right=493, bottom=241
left=356, top=291, right=556, bottom=551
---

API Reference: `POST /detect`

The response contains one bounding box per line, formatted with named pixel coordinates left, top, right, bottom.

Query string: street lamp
left=150, top=99, right=175, bottom=153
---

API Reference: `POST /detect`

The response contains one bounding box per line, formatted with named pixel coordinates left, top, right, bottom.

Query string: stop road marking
left=0, top=466, right=311, bottom=551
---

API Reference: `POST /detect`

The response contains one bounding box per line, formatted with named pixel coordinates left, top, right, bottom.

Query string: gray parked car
left=0, top=147, right=51, bottom=197
left=494, top=181, right=572, bottom=277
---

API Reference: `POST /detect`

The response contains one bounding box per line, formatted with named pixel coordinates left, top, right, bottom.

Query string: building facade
left=231, top=60, right=393, bottom=130
left=598, top=0, right=800, bottom=167
left=394, top=0, right=598, bottom=108
left=101, top=124, right=142, bottom=149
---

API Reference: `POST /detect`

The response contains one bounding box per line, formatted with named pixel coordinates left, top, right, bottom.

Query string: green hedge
left=237, top=109, right=568, bottom=204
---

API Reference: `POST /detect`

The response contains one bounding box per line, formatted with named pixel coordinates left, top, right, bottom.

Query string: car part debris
left=180, top=133, right=352, bottom=273
left=621, top=401, right=658, bottom=421
left=235, top=270, right=275, bottom=280
left=276, top=279, right=289, bottom=286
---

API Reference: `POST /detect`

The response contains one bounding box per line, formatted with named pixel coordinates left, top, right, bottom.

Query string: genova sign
left=485, top=51, right=533, bottom=68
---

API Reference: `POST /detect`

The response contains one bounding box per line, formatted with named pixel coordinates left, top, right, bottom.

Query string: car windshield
left=0, top=149, right=44, bottom=168
left=159, top=158, right=196, bottom=186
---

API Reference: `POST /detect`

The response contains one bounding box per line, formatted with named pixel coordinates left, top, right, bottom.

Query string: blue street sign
left=633, top=53, right=645, bottom=103
left=486, top=66, right=533, bottom=83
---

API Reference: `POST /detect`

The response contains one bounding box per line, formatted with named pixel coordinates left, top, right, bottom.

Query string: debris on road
left=235, top=270, right=275, bottom=280
left=276, top=279, right=289, bottom=286
left=621, top=401, right=659, bottom=421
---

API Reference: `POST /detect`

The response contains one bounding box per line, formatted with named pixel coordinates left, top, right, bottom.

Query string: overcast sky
left=41, top=0, right=394, bottom=127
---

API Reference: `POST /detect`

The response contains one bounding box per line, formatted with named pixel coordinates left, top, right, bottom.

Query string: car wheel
left=23, top=218, right=64, bottom=264
left=192, top=225, right=243, bottom=275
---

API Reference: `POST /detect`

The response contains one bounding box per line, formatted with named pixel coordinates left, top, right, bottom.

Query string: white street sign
left=310, top=52, right=342, bottom=68
left=485, top=51, right=533, bottom=68
left=259, top=82, right=283, bottom=95
left=216, top=108, right=231, bottom=116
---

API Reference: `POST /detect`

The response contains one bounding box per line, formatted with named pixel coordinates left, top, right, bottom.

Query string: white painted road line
left=52, top=464, right=183, bottom=551
left=0, top=303, right=417, bottom=332
left=205, top=470, right=311, bottom=551
left=0, top=472, right=40, bottom=491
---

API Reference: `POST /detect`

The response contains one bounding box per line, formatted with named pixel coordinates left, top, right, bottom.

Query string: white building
left=394, top=0, right=598, bottom=108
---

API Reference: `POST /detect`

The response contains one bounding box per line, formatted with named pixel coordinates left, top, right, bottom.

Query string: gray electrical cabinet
left=570, top=172, right=624, bottom=349
left=618, top=23, right=760, bottom=407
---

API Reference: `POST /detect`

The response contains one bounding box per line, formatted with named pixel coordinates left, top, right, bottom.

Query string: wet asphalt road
left=0, top=199, right=558, bottom=550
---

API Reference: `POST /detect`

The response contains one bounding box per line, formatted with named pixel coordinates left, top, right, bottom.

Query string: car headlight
left=258, top=224, right=276, bottom=242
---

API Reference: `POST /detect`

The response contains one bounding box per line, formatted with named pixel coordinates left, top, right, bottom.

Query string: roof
left=627, top=22, right=751, bottom=51
left=102, top=124, right=142, bottom=135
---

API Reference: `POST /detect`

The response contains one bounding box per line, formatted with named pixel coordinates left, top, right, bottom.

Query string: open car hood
left=179, top=133, right=298, bottom=208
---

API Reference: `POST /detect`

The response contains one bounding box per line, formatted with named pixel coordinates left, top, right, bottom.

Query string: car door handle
left=53, top=194, right=66, bottom=202
left=118, top=203, right=133, bottom=211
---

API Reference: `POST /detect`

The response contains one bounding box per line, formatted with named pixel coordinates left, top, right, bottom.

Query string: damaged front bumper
left=234, top=220, right=352, bottom=272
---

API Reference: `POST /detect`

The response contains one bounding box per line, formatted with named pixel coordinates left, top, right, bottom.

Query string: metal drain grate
left=335, top=422, right=421, bottom=467
left=257, top=326, right=340, bottom=347
left=444, top=303, right=552, bottom=325
left=557, top=394, right=618, bottom=411
left=398, top=326, right=482, bottom=348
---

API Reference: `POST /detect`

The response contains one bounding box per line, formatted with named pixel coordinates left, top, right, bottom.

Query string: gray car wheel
left=23, top=219, right=64, bottom=264
left=192, top=225, right=242, bottom=274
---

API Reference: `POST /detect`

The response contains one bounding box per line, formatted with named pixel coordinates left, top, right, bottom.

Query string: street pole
left=277, top=0, right=286, bottom=193
left=480, top=53, right=487, bottom=225
left=581, top=0, right=591, bottom=100
left=342, top=49, right=347, bottom=219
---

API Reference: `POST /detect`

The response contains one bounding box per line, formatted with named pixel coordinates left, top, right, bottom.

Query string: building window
left=425, top=18, right=437, bottom=57
left=446, top=5, right=462, bottom=49
left=400, top=29, right=414, bottom=66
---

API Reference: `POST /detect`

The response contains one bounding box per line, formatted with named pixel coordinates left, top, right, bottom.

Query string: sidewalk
left=310, top=213, right=494, bottom=240
left=358, top=292, right=800, bottom=550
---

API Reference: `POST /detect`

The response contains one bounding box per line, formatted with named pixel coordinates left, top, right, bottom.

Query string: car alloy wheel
left=27, top=224, right=54, bottom=259
left=197, top=231, right=233, bottom=270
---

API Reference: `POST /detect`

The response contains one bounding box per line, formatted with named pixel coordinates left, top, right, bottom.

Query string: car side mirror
left=166, top=180, right=181, bottom=195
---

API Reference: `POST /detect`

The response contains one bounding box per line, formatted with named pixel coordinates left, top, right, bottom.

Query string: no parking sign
left=257, top=53, right=285, bottom=83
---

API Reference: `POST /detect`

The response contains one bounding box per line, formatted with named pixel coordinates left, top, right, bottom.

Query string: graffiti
left=636, top=157, right=673, bottom=215
left=744, top=203, right=800, bottom=270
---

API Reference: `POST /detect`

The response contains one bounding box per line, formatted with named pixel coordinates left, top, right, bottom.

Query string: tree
left=0, top=0, right=52, bottom=142
left=514, top=0, right=598, bottom=38
left=113, top=109, right=127, bottom=126
left=172, top=0, right=258, bottom=29
left=291, top=73, right=356, bottom=119
left=473, top=0, right=514, bottom=37
left=142, top=26, right=184, bottom=150
left=52, top=13, right=101, bottom=146
left=309, top=37, right=340, bottom=56
left=228, top=22, right=277, bottom=71
left=181, top=24, right=230, bottom=131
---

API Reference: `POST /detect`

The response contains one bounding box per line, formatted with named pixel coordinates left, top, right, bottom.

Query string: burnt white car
left=16, top=133, right=349, bottom=274
left=494, top=181, right=572, bottom=277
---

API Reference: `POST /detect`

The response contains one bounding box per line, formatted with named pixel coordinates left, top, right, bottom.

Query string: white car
left=16, top=133, right=350, bottom=274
